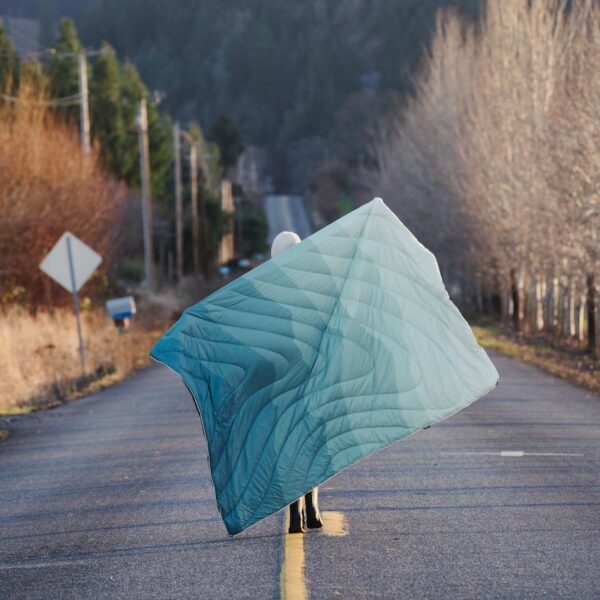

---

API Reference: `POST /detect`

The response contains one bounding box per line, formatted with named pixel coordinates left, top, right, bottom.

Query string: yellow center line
left=279, top=511, right=349, bottom=599
left=320, top=511, right=349, bottom=537
left=280, top=513, right=307, bottom=600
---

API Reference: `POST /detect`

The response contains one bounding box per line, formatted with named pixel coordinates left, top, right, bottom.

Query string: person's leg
left=288, top=496, right=306, bottom=534
left=305, top=487, right=323, bottom=529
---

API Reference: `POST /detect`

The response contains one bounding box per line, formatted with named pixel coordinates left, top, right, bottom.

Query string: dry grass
left=0, top=275, right=238, bottom=414
left=0, top=305, right=169, bottom=413
left=472, top=318, right=600, bottom=394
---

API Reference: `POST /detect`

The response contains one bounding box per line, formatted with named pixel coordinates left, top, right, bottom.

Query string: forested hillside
left=0, top=0, right=480, bottom=190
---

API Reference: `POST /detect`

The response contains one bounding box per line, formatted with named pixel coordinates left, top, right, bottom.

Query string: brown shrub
left=0, top=76, right=127, bottom=306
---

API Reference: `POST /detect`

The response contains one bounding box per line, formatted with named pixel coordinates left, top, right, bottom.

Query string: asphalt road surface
left=1, top=198, right=599, bottom=599
left=1, top=353, right=599, bottom=599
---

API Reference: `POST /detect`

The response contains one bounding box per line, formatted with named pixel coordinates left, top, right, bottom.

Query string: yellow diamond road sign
left=40, top=231, right=102, bottom=293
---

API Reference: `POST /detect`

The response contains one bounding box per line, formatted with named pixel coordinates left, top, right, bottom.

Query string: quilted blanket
left=150, top=197, right=499, bottom=534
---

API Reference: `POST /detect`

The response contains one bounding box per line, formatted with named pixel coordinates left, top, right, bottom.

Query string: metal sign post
left=66, top=236, right=86, bottom=375
left=40, top=231, right=102, bottom=379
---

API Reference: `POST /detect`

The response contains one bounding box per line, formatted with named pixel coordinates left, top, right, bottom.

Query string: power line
left=0, top=46, right=111, bottom=60
left=4, top=26, right=43, bottom=51
left=0, top=92, right=81, bottom=107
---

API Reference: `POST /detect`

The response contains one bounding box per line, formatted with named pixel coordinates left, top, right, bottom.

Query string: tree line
left=0, top=17, right=257, bottom=302
left=6, top=0, right=480, bottom=192
left=1, top=19, right=179, bottom=202
left=367, top=0, right=600, bottom=355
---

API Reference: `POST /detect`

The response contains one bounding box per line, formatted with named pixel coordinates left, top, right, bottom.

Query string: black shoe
left=304, top=491, right=323, bottom=529
left=288, top=502, right=307, bottom=534
left=288, top=521, right=307, bottom=534
left=306, top=513, right=323, bottom=529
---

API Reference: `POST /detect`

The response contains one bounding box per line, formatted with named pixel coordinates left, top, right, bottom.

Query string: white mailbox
left=106, top=296, right=136, bottom=328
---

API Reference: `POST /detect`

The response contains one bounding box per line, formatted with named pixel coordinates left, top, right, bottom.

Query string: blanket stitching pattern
left=150, top=198, right=499, bottom=534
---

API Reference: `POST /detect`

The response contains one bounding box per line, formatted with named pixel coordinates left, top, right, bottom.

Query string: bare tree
left=366, top=0, right=599, bottom=353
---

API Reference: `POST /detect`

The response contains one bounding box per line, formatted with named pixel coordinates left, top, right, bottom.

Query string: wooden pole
left=77, top=50, right=91, bottom=155
left=173, top=122, right=184, bottom=281
left=136, top=98, right=154, bottom=289
left=190, top=143, right=200, bottom=275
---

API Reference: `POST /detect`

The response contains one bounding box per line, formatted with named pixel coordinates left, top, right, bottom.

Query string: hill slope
left=0, top=0, right=480, bottom=189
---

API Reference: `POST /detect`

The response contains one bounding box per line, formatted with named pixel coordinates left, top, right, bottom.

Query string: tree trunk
left=510, top=268, right=519, bottom=331
left=568, top=280, right=576, bottom=337
left=560, top=282, right=569, bottom=338
left=578, top=294, right=586, bottom=343
left=544, top=274, right=553, bottom=331
left=491, top=290, right=502, bottom=318
left=538, top=278, right=547, bottom=331
left=544, top=274, right=559, bottom=332
left=476, top=274, right=483, bottom=312
left=587, top=273, right=597, bottom=355
left=535, top=278, right=544, bottom=331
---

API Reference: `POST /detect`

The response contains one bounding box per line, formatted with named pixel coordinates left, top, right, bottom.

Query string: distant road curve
left=264, top=195, right=313, bottom=243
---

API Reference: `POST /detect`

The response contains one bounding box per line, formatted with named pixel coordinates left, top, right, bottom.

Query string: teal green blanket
left=150, top=198, right=498, bottom=534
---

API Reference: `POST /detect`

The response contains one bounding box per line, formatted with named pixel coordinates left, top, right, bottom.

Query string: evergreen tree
left=90, top=42, right=124, bottom=176
left=0, top=25, right=19, bottom=93
left=20, top=60, right=48, bottom=94
left=32, top=0, right=484, bottom=189
left=146, top=99, right=173, bottom=205
left=118, top=61, right=146, bottom=188
left=119, top=61, right=172, bottom=204
left=48, top=18, right=82, bottom=122
left=188, top=121, right=222, bottom=192
left=209, top=116, right=244, bottom=170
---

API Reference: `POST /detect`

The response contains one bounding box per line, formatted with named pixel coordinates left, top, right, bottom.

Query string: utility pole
left=136, top=98, right=154, bottom=289
left=189, top=143, right=200, bottom=275
left=77, top=49, right=91, bottom=155
left=198, top=153, right=209, bottom=280
left=173, top=122, right=184, bottom=281
left=219, top=179, right=234, bottom=264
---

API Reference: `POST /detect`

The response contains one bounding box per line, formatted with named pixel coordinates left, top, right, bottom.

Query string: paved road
left=264, top=195, right=313, bottom=243
left=1, top=354, right=598, bottom=599
left=1, top=197, right=599, bottom=599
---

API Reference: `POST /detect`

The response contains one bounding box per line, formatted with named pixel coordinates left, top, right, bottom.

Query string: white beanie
left=271, top=231, right=301, bottom=258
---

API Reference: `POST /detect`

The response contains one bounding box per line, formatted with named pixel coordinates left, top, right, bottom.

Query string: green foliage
left=146, top=98, right=173, bottom=205
left=19, top=60, right=47, bottom=92
left=35, top=20, right=175, bottom=206
left=237, top=201, right=268, bottom=257
left=118, top=61, right=146, bottom=186
left=111, top=257, right=145, bottom=284
left=188, top=121, right=223, bottom=191
left=5, top=1, right=483, bottom=188
left=1, top=13, right=228, bottom=281
left=209, top=116, right=244, bottom=170
left=66, top=0, right=481, bottom=187
left=110, top=60, right=173, bottom=204
left=205, top=191, right=232, bottom=264
left=0, top=25, right=19, bottom=93
left=90, top=43, right=124, bottom=175
left=48, top=18, right=81, bottom=107
left=337, top=195, right=354, bottom=217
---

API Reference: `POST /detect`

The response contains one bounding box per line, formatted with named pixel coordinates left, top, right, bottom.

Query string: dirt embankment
left=472, top=317, right=600, bottom=394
